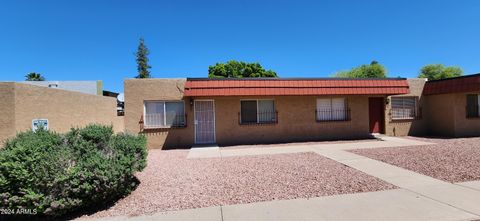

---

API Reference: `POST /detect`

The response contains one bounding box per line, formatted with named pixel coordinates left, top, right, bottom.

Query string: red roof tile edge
left=423, top=74, right=480, bottom=95
left=184, top=78, right=410, bottom=96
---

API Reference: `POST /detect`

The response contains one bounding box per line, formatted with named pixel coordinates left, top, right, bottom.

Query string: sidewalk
left=88, top=137, right=480, bottom=221
left=90, top=187, right=480, bottom=221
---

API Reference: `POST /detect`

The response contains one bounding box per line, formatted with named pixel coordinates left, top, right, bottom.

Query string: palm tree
left=25, top=72, right=45, bottom=81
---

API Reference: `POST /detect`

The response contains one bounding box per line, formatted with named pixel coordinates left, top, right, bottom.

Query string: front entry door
left=194, top=100, right=216, bottom=144
left=368, top=97, right=385, bottom=133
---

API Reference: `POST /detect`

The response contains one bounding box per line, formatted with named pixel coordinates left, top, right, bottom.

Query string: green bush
left=0, top=124, right=147, bottom=217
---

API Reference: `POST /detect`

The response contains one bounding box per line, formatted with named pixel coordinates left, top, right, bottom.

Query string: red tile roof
left=423, top=74, right=480, bottom=95
left=184, top=78, right=410, bottom=97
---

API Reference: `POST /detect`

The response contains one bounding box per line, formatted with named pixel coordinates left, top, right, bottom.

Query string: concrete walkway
left=187, top=135, right=435, bottom=159
left=314, top=149, right=480, bottom=216
left=457, top=180, right=480, bottom=192
left=89, top=137, right=480, bottom=221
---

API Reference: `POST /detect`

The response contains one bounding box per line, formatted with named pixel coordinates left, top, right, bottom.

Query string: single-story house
left=125, top=74, right=480, bottom=149
left=0, top=82, right=124, bottom=144
left=125, top=77, right=433, bottom=149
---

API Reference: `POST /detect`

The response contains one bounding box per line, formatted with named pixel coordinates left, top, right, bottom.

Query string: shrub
left=0, top=124, right=147, bottom=217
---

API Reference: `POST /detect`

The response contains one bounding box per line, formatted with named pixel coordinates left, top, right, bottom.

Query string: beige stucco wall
left=125, top=79, right=375, bottom=148
left=213, top=95, right=371, bottom=146
left=423, top=93, right=456, bottom=137
left=385, top=78, right=427, bottom=136
left=0, top=83, right=16, bottom=145
left=124, top=78, right=193, bottom=149
left=452, top=91, right=480, bottom=137
left=0, top=83, right=122, bottom=144
left=422, top=92, right=480, bottom=137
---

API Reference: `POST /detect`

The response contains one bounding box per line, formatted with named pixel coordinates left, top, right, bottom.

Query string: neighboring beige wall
left=0, top=83, right=16, bottom=144
left=124, top=78, right=193, bottom=149
left=0, top=83, right=122, bottom=144
left=385, top=78, right=427, bottom=136
left=452, top=91, right=480, bottom=137
left=423, top=93, right=456, bottom=137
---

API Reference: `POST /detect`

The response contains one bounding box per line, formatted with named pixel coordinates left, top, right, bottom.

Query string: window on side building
left=144, top=101, right=185, bottom=128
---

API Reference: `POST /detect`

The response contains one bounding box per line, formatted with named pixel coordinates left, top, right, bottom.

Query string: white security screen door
left=194, top=100, right=216, bottom=144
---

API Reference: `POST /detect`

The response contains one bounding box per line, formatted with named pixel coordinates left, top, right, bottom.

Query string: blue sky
left=0, top=0, right=479, bottom=92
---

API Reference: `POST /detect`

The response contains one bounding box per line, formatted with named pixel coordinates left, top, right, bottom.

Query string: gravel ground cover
left=87, top=150, right=395, bottom=218
left=350, top=137, right=480, bottom=183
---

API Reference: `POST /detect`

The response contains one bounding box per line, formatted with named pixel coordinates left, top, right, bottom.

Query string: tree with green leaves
left=334, top=61, right=387, bottom=78
left=25, top=72, right=45, bottom=81
left=135, top=38, right=152, bottom=78
left=418, top=64, right=463, bottom=80
left=208, top=60, right=278, bottom=78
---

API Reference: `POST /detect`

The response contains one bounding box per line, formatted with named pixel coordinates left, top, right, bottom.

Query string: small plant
left=0, top=124, right=147, bottom=217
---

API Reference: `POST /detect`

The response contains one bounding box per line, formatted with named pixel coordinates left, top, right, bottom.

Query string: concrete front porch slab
left=186, top=146, right=220, bottom=159
left=187, top=136, right=434, bottom=159
left=220, top=145, right=314, bottom=158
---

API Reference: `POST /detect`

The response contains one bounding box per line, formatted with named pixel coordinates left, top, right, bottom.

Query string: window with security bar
left=240, top=100, right=277, bottom=124
left=316, top=98, right=350, bottom=121
left=391, top=97, right=419, bottom=120
left=144, top=101, right=186, bottom=128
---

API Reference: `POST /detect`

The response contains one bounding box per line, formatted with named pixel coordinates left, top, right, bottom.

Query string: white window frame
left=240, top=99, right=276, bottom=124
left=391, top=96, right=418, bottom=120
left=316, top=97, right=348, bottom=121
left=143, top=100, right=186, bottom=128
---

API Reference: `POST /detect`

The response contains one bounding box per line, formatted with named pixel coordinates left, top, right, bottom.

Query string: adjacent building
left=422, top=74, right=480, bottom=137
left=20, top=80, right=103, bottom=95
left=0, top=82, right=123, bottom=143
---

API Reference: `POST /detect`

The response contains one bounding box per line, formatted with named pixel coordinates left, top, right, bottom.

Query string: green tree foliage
left=0, top=124, right=147, bottom=217
left=135, top=38, right=152, bottom=78
left=25, top=72, right=45, bottom=81
left=208, top=60, right=278, bottom=78
left=418, top=64, right=463, bottom=80
left=334, top=61, right=387, bottom=78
